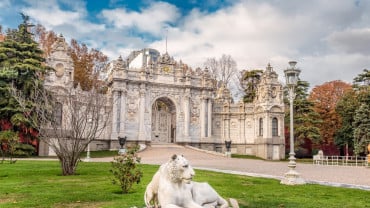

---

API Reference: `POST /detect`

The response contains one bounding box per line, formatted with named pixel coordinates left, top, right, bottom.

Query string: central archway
left=151, top=97, right=176, bottom=143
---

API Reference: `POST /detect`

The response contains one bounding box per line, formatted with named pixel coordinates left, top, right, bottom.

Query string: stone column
left=223, top=116, right=230, bottom=141
left=200, top=97, right=206, bottom=138
left=138, top=84, right=146, bottom=141
left=240, top=115, right=245, bottom=143
left=184, top=95, right=190, bottom=138
left=207, top=99, right=212, bottom=137
left=223, top=103, right=230, bottom=141
left=119, top=89, right=127, bottom=137
left=111, top=90, right=118, bottom=140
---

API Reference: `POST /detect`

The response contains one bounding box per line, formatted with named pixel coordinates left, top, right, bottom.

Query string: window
left=53, top=102, right=63, bottom=126
left=272, top=117, right=278, bottom=136
left=259, top=118, right=263, bottom=136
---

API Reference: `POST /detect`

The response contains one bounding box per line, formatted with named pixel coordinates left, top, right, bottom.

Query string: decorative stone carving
left=190, top=99, right=200, bottom=124
left=127, top=96, right=138, bottom=119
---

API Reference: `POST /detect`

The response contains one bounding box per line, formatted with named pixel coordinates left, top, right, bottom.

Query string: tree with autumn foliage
left=69, top=39, right=108, bottom=90
left=34, top=24, right=58, bottom=58
left=309, top=80, right=352, bottom=155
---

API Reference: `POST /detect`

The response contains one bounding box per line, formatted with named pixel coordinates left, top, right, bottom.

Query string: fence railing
left=313, top=155, right=368, bottom=167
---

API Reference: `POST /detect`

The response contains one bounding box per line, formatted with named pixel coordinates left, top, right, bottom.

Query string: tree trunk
left=60, top=157, right=79, bottom=175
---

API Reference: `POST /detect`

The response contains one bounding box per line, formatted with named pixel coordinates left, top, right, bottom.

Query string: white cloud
left=101, top=1, right=180, bottom=36
left=300, top=53, right=368, bottom=87
left=6, top=0, right=369, bottom=89
left=148, top=0, right=370, bottom=88
left=22, top=0, right=105, bottom=36
left=326, top=28, right=370, bottom=55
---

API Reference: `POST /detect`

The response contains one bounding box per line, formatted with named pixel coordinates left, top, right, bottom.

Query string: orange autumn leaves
left=309, top=80, right=352, bottom=152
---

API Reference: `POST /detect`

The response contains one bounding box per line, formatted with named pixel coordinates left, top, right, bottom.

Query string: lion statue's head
left=167, top=154, right=195, bottom=184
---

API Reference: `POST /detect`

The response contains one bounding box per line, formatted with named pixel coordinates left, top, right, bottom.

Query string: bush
left=0, top=130, right=19, bottom=164
left=14, top=143, right=35, bottom=157
left=110, top=145, right=143, bottom=194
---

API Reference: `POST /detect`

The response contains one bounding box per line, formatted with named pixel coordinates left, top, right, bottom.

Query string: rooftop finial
left=165, top=26, right=168, bottom=53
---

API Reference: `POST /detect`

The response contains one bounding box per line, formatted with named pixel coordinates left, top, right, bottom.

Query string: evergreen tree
left=353, top=103, right=370, bottom=156
left=285, top=80, right=321, bottom=156
left=335, top=90, right=358, bottom=155
left=352, top=69, right=370, bottom=156
left=353, top=69, right=370, bottom=104
left=0, top=14, right=51, bottom=141
left=241, top=69, right=263, bottom=103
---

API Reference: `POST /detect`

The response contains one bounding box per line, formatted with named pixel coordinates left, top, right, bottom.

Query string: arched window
left=259, top=118, right=263, bottom=136
left=53, top=102, right=63, bottom=126
left=272, top=117, right=278, bottom=136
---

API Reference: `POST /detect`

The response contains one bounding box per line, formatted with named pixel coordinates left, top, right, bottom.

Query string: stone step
left=149, top=143, right=184, bottom=148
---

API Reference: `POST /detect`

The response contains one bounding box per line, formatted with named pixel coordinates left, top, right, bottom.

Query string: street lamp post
left=85, top=118, right=93, bottom=162
left=85, top=143, right=91, bottom=162
left=281, top=61, right=305, bottom=185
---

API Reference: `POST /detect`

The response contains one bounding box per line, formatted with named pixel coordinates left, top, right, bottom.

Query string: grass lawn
left=0, top=161, right=369, bottom=208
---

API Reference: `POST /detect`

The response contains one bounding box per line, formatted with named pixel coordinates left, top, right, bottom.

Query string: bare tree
left=204, top=54, right=240, bottom=100
left=204, top=54, right=238, bottom=88
left=10, top=81, right=110, bottom=175
left=204, top=57, right=218, bottom=80
left=219, top=54, right=237, bottom=87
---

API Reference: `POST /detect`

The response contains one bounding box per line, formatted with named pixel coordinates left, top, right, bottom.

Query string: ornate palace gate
left=43, top=39, right=286, bottom=160
left=151, top=97, right=176, bottom=143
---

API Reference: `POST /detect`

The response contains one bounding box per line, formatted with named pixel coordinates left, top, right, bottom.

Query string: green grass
left=82, top=150, right=119, bottom=158
left=0, top=161, right=369, bottom=208
left=231, top=154, right=264, bottom=160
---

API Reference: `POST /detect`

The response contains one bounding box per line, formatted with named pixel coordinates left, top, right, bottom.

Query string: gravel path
left=94, top=144, right=370, bottom=190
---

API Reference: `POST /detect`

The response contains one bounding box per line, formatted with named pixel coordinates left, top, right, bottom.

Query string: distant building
left=41, top=35, right=285, bottom=160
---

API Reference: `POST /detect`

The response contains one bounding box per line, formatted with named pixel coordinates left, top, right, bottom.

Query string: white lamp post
left=281, top=61, right=305, bottom=185
left=85, top=118, right=92, bottom=162
left=85, top=143, right=91, bottom=162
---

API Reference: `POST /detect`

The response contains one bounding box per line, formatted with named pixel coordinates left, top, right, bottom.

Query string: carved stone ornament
left=127, top=96, right=138, bottom=118
left=55, top=63, right=65, bottom=77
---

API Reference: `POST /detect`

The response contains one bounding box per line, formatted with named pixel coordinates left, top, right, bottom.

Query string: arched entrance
left=151, top=97, right=176, bottom=143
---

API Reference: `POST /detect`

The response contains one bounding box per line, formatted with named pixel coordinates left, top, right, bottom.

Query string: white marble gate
left=151, top=97, right=176, bottom=143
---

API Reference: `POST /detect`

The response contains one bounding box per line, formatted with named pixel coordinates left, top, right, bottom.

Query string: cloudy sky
left=1, top=0, right=369, bottom=89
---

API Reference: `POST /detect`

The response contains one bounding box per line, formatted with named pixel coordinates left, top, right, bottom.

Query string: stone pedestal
left=225, top=151, right=231, bottom=158
left=281, top=169, right=306, bottom=185
left=118, top=148, right=126, bottom=155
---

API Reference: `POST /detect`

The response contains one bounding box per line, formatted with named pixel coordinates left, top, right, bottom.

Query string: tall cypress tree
left=335, top=90, right=358, bottom=155
left=242, top=69, right=263, bottom=103
left=285, top=80, right=322, bottom=156
left=353, top=103, right=370, bottom=156
left=352, top=69, right=370, bottom=156
left=0, top=14, right=51, bottom=140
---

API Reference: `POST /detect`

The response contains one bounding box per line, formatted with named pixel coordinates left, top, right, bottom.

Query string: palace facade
left=40, top=35, right=285, bottom=160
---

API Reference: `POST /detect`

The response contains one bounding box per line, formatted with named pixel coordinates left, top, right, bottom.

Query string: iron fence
left=313, top=155, right=368, bottom=167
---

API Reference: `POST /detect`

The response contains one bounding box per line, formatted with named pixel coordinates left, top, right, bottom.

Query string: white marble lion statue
left=144, top=168, right=161, bottom=208
left=144, top=154, right=233, bottom=208
left=191, top=182, right=229, bottom=208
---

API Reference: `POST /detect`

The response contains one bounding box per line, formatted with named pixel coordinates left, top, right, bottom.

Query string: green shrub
left=0, top=130, right=19, bottom=163
left=14, top=143, right=35, bottom=157
left=110, top=145, right=143, bottom=193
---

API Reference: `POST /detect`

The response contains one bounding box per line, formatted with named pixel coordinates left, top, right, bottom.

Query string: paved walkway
left=94, top=144, right=370, bottom=191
